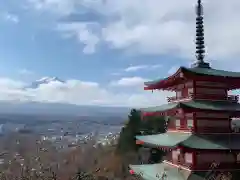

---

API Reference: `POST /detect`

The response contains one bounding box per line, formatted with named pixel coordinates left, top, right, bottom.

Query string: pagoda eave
left=144, top=66, right=240, bottom=91
left=136, top=140, right=176, bottom=150
left=141, top=100, right=240, bottom=118
left=144, top=68, right=184, bottom=91
left=141, top=109, right=177, bottom=117
left=135, top=132, right=240, bottom=150
left=144, top=79, right=185, bottom=91
left=129, top=163, right=238, bottom=180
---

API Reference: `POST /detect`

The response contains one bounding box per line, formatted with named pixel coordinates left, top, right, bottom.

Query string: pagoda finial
left=196, top=0, right=205, bottom=62
left=192, top=0, right=210, bottom=68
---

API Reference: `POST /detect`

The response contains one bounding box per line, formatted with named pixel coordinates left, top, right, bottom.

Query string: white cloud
left=110, top=77, right=149, bottom=87
left=19, top=69, right=34, bottom=75
left=57, top=22, right=100, bottom=54
left=2, top=13, right=19, bottom=23
left=0, top=78, right=29, bottom=101
left=0, top=78, right=26, bottom=89
left=0, top=77, right=173, bottom=107
left=124, top=64, right=162, bottom=72
left=100, top=0, right=240, bottom=61
left=27, top=0, right=240, bottom=62
left=27, top=0, right=78, bottom=16
left=125, top=65, right=148, bottom=72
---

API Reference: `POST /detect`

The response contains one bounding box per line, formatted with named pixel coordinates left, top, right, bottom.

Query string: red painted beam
left=136, top=140, right=144, bottom=145
left=129, top=169, right=134, bottom=175
left=144, top=86, right=153, bottom=90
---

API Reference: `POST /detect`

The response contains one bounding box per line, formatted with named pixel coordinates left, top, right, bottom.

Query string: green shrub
left=116, top=109, right=168, bottom=157
left=116, top=109, right=142, bottom=154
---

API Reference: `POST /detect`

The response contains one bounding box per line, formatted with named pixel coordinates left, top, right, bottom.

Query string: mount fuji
left=27, top=77, right=65, bottom=89
left=0, top=77, right=129, bottom=116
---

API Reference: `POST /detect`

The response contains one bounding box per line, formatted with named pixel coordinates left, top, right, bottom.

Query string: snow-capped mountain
left=0, top=76, right=129, bottom=116
left=27, top=77, right=65, bottom=89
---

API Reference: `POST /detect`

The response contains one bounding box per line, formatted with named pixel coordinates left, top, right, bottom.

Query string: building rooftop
left=136, top=131, right=240, bottom=150
left=129, top=163, right=209, bottom=180
left=141, top=100, right=240, bottom=114
left=144, top=66, right=240, bottom=90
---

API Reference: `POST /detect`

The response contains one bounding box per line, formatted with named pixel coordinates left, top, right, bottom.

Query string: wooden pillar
left=192, top=151, right=197, bottom=170
left=193, top=112, right=197, bottom=132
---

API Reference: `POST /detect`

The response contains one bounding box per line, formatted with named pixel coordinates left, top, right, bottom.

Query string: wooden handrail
left=167, top=94, right=239, bottom=103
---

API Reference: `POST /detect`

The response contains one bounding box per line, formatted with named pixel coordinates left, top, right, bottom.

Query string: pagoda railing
left=166, top=154, right=192, bottom=169
left=167, top=94, right=193, bottom=102
left=196, top=162, right=240, bottom=170
left=167, top=94, right=239, bottom=103
left=169, top=157, right=239, bottom=171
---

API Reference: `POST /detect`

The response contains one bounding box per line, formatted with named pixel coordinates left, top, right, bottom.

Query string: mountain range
left=0, top=77, right=130, bottom=117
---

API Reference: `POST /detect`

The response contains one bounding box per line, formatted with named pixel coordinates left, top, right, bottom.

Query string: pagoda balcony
left=164, top=159, right=192, bottom=170
left=196, top=162, right=240, bottom=170
left=165, top=154, right=192, bottom=170
left=167, top=95, right=193, bottom=103
left=165, top=155, right=240, bottom=171
left=167, top=94, right=239, bottom=103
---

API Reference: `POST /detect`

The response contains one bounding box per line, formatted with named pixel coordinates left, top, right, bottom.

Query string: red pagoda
left=129, top=0, right=240, bottom=180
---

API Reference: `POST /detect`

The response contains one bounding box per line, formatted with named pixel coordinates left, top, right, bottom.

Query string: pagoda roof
left=136, top=131, right=240, bottom=150
left=144, top=66, right=240, bottom=90
left=141, top=100, right=240, bottom=115
left=185, top=67, right=240, bottom=78
left=129, top=163, right=207, bottom=180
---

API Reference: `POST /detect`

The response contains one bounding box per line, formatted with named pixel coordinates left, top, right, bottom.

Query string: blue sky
left=0, top=0, right=191, bottom=81
left=0, top=0, right=239, bottom=107
left=0, top=9, right=182, bottom=83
